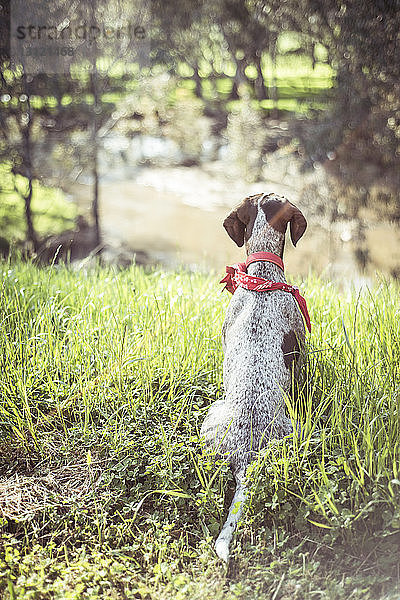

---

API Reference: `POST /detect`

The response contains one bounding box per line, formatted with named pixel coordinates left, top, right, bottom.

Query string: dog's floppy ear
left=289, top=205, right=307, bottom=247
left=223, top=209, right=246, bottom=247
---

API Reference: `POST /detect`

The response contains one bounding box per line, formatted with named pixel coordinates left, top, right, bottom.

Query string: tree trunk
left=92, top=148, right=100, bottom=247
left=90, top=68, right=101, bottom=249
left=232, top=56, right=248, bottom=96
left=254, top=56, right=269, bottom=100
left=229, top=78, right=240, bottom=100
left=22, top=73, right=38, bottom=251
left=270, top=36, right=279, bottom=119
left=192, top=65, right=203, bottom=99
left=23, top=177, right=37, bottom=251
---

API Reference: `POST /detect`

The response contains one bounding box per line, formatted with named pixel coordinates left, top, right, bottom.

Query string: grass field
left=0, top=260, right=399, bottom=599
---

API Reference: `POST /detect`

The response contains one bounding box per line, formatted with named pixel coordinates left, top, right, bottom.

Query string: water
left=69, top=134, right=399, bottom=280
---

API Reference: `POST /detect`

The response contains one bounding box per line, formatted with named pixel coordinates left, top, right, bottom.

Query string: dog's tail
left=215, top=470, right=246, bottom=562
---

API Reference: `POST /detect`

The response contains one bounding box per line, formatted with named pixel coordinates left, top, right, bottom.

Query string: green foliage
left=165, top=90, right=211, bottom=164
left=225, top=99, right=265, bottom=182
left=0, top=163, right=77, bottom=244
left=0, top=261, right=399, bottom=598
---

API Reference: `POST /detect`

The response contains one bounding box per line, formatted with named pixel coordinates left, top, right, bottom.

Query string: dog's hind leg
left=215, top=470, right=246, bottom=562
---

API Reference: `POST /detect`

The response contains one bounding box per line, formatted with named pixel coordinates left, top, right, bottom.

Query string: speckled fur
left=200, top=193, right=306, bottom=561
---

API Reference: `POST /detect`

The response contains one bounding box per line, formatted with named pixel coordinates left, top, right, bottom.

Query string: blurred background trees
left=0, top=0, right=399, bottom=274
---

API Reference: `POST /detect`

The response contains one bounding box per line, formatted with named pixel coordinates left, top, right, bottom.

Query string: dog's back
left=202, top=273, right=304, bottom=472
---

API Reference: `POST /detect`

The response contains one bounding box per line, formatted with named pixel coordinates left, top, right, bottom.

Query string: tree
left=0, top=67, right=48, bottom=250
left=1, top=0, right=149, bottom=251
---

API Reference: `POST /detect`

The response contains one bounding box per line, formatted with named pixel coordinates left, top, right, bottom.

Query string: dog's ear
left=289, top=205, right=307, bottom=247
left=223, top=209, right=246, bottom=247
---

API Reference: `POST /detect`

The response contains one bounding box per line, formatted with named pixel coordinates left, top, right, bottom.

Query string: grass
left=191, top=57, right=334, bottom=114
left=0, top=259, right=399, bottom=599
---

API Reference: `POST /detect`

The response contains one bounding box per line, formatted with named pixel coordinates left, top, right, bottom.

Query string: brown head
left=223, top=193, right=307, bottom=256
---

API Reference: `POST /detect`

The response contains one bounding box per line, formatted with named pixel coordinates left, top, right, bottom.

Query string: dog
left=200, top=192, right=308, bottom=562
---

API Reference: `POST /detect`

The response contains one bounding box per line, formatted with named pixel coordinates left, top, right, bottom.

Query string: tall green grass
left=0, top=260, right=399, bottom=599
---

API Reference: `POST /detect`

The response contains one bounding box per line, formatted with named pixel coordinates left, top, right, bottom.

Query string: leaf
left=342, top=319, right=354, bottom=356
left=308, top=518, right=334, bottom=529
left=132, top=489, right=192, bottom=518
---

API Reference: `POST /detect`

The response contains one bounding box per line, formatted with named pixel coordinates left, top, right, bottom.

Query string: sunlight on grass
left=0, top=261, right=399, bottom=599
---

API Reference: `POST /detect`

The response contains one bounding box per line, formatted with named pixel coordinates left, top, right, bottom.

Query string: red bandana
left=220, top=251, right=311, bottom=333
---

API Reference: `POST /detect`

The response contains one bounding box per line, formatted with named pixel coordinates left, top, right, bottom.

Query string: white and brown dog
left=201, top=193, right=308, bottom=562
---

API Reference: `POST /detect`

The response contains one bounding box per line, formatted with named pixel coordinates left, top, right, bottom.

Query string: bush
left=165, top=91, right=211, bottom=165
left=225, top=99, right=266, bottom=182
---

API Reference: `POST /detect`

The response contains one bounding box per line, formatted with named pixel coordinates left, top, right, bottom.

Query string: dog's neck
left=246, top=212, right=284, bottom=254
left=245, top=217, right=286, bottom=282
left=246, top=259, right=286, bottom=282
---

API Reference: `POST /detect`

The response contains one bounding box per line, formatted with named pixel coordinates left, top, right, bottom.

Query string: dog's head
left=223, top=193, right=307, bottom=256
